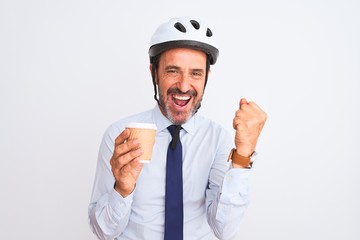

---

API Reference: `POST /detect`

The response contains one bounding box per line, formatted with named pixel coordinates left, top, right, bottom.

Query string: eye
left=167, top=69, right=178, bottom=74
left=165, top=68, right=180, bottom=77
left=192, top=71, right=203, bottom=77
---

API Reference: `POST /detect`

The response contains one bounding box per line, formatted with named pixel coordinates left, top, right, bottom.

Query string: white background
left=0, top=0, right=359, bottom=239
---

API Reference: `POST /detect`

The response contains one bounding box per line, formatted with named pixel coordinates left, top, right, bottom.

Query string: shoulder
left=103, top=109, right=154, bottom=141
left=193, top=114, right=232, bottom=141
left=112, top=109, right=153, bottom=130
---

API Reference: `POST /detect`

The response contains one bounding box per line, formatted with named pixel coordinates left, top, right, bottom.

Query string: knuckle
left=115, top=130, right=129, bottom=145
left=128, top=139, right=140, bottom=149
left=235, top=111, right=245, bottom=119
left=236, top=122, right=246, bottom=130
left=263, top=112, right=268, bottom=120
left=130, top=148, right=142, bottom=158
left=111, top=155, right=121, bottom=167
left=113, top=145, right=123, bottom=157
left=259, top=112, right=267, bottom=123
left=121, top=164, right=132, bottom=174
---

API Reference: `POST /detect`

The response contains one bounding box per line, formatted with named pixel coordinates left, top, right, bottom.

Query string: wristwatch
left=227, top=148, right=257, bottom=168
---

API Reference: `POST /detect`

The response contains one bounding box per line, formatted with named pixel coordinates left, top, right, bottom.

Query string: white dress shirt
left=88, top=105, right=251, bottom=240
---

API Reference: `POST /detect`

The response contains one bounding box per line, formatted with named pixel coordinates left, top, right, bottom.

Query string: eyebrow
left=165, top=65, right=181, bottom=70
left=192, top=68, right=205, bottom=73
left=164, top=65, right=205, bottom=72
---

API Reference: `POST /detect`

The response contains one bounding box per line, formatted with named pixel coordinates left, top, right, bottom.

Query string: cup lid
left=125, top=122, right=157, bottom=130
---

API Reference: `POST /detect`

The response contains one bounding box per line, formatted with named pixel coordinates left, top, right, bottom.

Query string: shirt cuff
left=220, top=168, right=251, bottom=205
left=108, top=188, right=134, bottom=219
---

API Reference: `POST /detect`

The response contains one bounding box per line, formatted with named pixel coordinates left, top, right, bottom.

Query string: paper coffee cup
left=125, top=122, right=157, bottom=163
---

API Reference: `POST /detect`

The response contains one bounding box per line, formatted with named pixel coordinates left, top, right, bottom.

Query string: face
left=152, top=48, right=207, bottom=125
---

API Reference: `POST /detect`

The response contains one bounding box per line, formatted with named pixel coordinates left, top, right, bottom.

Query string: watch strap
left=228, top=148, right=254, bottom=168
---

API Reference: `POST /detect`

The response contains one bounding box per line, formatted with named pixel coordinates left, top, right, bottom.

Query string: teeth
left=173, top=95, right=190, bottom=100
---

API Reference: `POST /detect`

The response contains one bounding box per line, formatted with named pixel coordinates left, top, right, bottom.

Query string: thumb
left=239, top=98, right=248, bottom=109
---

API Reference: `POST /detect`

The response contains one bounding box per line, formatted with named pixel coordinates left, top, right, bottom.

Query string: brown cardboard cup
left=125, top=123, right=157, bottom=163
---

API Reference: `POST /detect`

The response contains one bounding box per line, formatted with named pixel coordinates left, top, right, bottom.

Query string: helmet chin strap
left=151, top=62, right=161, bottom=107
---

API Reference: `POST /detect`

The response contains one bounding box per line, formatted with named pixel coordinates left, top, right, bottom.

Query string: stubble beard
left=158, top=87, right=203, bottom=125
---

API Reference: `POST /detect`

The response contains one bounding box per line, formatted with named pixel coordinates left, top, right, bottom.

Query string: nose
left=177, top=73, right=191, bottom=93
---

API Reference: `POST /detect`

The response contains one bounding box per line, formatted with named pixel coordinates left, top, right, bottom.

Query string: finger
left=248, top=101, right=268, bottom=121
left=233, top=119, right=238, bottom=130
left=119, top=157, right=142, bottom=176
left=233, top=116, right=243, bottom=130
left=112, top=147, right=143, bottom=169
left=111, top=138, right=140, bottom=162
left=125, top=147, right=143, bottom=162
left=115, top=129, right=131, bottom=146
left=114, top=138, right=140, bottom=156
left=128, top=156, right=143, bottom=170
left=234, top=106, right=250, bottom=119
left=248, top=101, right=262, bottom=112
left=239, top=98, right=249, bottom=109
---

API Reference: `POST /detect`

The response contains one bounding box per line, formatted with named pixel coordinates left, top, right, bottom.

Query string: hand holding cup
left=110, top=123, right=157, bottom=197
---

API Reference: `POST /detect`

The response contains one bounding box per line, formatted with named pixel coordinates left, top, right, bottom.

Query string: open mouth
left=172, top=94, right=191, bottom=107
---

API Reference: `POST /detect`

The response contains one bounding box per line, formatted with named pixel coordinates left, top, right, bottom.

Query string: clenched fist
left=233, top=98, right=267, bottom=162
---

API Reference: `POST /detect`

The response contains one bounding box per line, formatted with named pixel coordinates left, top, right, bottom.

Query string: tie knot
left=167, top=125, right=181, bottom=150
left=167, top=125, right=181, bottom=136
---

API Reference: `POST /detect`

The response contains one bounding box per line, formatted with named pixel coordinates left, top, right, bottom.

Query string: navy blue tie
left=164, top=125, right=183, bottom=240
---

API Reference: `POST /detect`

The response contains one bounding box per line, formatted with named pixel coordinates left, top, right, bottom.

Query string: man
left=89, top=17, right=267, bottom=240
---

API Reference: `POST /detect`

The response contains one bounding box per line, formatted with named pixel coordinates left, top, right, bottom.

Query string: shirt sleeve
left=205, top=130, right=252, bottom=240
left=88, top=125, right=133, bottom=240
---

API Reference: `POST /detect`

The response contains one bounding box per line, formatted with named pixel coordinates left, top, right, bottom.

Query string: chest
left=133, top=130, right=218, bottom=206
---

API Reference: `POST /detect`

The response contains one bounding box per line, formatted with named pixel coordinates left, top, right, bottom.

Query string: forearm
left=89, top=126, right=133, bottom=239
left=206, top=168, right=251, bottom=240
left=88, top=189, right=133, bottom=240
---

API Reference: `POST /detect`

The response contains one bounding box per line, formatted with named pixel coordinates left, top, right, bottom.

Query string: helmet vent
left=206, top=28, right=213, bottom=37
left=174, top=22, right=186, bottom=33
left=190, top=20, right=200, bottom=30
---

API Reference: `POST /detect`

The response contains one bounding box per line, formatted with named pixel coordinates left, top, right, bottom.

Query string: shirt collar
left=152, top=104, right=197, bottom=136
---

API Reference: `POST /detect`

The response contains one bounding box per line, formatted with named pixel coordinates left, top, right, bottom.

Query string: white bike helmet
left=149, top=17, right=219, bottom=65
